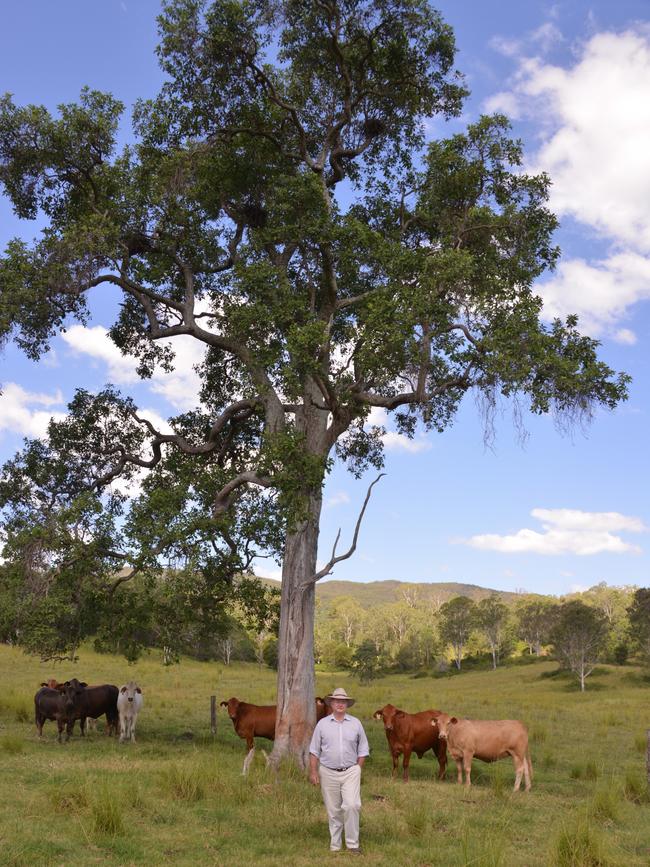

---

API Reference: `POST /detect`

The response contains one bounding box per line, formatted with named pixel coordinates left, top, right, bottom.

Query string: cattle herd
left=221, top=696, right=532, bottom=792
left=33, top=681, right=531, bottom=791
left=34, top=678, right=143, bottom=744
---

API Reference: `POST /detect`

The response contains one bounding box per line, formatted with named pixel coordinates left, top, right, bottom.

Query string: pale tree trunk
left=271, top=491, right=322, bottom=769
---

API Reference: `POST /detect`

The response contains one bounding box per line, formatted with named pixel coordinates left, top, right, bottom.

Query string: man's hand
left=309, top=754, right=320, bottom=786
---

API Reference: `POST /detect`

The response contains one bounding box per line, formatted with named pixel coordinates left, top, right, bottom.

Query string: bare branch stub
left=303, top=472, right=386, bottom=587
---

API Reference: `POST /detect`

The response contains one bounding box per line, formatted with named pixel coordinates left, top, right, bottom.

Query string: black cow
left=61, top=678, right=119, bottom=737
left=34, top=685, right=80, bottom=742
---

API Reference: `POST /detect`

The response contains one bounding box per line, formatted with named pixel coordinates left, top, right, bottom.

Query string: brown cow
left=373, top=704, right=447, bottom=782
left=432, top=712, right=532, bottom=791
left=221, top=696, right=330, bottom=774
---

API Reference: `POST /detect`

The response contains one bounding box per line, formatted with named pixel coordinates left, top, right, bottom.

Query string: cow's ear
left=120, top=686, right=128, bottom=694
left=450, top=717, right=458, bottom=725
left=40, top=682, right=47, bottom=687
left=135, top=687, right=142, bottom=694
left=80, top=682, right=88, bottom=688
left=219, top=701, right=228, bottom=707
left=63, top=681, right=71, bottom=687
left=372, top=710, right=383, bottom=720
left=396, top=711, right=405, bottom=719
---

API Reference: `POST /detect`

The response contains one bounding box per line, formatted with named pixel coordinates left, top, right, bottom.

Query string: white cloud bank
left=457, top=508, right=647, bottom=556
left=485, top=27, right=650, bottom=341
left=367, top=407, right=432, bottom=454
left=0, top=383, right=66, bottom=438
left=62, top=324, right=204, bottom=411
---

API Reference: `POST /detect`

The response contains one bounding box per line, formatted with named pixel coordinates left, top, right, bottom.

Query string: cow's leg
left=35, top=714, right=44, bottom=737
left=513, top=755, right=524, bottom=792
left=391, top=751, right=399, bottom=778
left=402, top=747, right=412, bottom=783
left=453, top=757, right=463, bottom=785
left=242, top=747, right=255, bottom=775
left=463, top=753, right=473, bottom=787
left=80, top=716, right=86, bottom=737
left=130, top=718, right=137, bottom=743
left=524, top=750, right=532, bottom=792
left=57, top=717, right=65, bottom=743
left=65, top=719, right=75, bottom=742
left=436, top=741, right=447, bottom=780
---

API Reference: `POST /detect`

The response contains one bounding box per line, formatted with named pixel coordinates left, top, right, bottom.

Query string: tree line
left=312, top=583, right=650, bottom=691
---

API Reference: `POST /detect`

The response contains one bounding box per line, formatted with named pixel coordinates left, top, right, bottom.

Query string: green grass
left=1, top=644, right=650, bottom=865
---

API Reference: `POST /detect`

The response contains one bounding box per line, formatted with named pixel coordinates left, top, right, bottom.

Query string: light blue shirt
left=309, top=713, right=370, bottom=770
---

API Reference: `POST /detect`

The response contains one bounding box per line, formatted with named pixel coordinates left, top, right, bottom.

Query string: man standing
left=309, top=687, right=370, bottom=855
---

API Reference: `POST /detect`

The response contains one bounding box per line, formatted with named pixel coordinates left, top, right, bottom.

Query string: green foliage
left=627, top=588, right=650, bottom=664
left=439, top=595, right=476, bottom=669
left=0, top=1, right=630, bottom=706
left=552, top=600, right=609, bottom=691
left=351, top=638, right=386, bottom=683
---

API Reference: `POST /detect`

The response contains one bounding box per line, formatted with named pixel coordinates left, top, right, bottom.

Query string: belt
left=330, top=766, right=352, bottom=772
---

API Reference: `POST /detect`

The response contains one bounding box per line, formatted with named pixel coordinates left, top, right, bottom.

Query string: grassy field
left=1, top=645, right=649, bottom=866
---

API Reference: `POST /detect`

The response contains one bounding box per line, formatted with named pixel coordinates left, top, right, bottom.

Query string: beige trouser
left=318, top=763, right=362, bottom=851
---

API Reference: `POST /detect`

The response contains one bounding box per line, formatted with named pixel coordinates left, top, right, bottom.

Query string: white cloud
left=457, top=507, right=646, bottom=556
left=252, top=562, right=282, bottom=581
left=325, top=491, right=351, bottom=510
left=537, top=252, right=650, bottom=337
left=531, top=508, right=647, bottom=534
left=483, top=28, right=650, bottom=339
left=62, top=325, right=204, bottom=411
left=366, top=407, right=432, bottom=454
left=0, top=383, right=66, bottom=438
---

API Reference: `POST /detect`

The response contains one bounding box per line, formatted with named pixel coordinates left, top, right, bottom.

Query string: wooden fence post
left=211, top=695, right=217, bottom=735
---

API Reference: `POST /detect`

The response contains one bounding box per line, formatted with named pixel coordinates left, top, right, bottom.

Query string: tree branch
left=301, top=473, right=385, bottom=587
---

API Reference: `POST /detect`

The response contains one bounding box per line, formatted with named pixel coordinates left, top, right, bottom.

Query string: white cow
left=117, top=681, right=144, bottom=743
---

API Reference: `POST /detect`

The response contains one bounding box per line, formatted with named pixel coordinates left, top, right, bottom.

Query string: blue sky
left=1, top=1, right=648, bottom=595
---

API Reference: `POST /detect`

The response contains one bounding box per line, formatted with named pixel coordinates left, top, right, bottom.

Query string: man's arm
left=309, top=752, right=320, bottom=785
left=356, top=721, right=370, bottom=767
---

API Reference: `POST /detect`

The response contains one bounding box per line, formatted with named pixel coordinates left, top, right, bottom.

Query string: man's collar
left=329, top=713, right=352, bottom=721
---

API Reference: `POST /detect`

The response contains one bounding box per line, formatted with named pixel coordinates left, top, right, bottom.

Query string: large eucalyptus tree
left=0, top=0, right=628, bottom=766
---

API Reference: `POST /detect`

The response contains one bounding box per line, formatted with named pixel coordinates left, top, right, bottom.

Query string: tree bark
left=271, top=490, right=322, bottom=769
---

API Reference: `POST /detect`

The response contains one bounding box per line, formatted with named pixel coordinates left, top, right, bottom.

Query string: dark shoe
left=348, top=848, right=362, bottom=856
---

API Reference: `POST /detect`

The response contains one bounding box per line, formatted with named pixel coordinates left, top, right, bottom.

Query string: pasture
left=1, top=645, right=649, bottom=866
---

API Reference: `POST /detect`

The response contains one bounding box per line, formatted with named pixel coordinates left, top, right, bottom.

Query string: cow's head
left=373, top=704, right=402, bottom=731
left=431, top=712, right=456, bottom=740
left=220, top=697, right=240, bottom=719
left=120, top=682, right=143, bottom=703
left=315, top=697, right=329, bottom=720
left=62, top=678, right=87, bottom=711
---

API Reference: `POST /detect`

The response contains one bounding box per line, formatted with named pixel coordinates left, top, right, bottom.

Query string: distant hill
left=260, top=577, right=521, bottom=609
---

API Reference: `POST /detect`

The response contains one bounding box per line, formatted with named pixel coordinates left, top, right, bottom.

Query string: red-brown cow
left=432, top=712, right=532, bottom=791
left=373, top=703, right=447, bottom=782
left=221, top=696, right=329, bottom=774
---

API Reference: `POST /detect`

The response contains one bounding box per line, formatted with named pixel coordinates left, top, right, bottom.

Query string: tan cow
left=432, top=712, right=532, bottom=791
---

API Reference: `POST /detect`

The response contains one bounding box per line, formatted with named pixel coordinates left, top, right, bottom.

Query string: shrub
left=161, top=763, right=205, bottom=802
left=0, top=734, right=24, bottom=755
left=91, top=785, right=124, bottom=836
left=553, top=815, right=612, bottom=866
left=623, top=769, right=650, bottom=804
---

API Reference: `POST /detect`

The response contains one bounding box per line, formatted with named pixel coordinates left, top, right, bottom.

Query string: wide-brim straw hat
left=324, top=687, right=355, bottom=707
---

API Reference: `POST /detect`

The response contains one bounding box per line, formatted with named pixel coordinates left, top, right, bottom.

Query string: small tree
left=627, top=588, right=650, bottom=665
left=515, top=597, right=557, bottom=656
left=551, top=600, right=609, bottom=691
left=439, top=596, right=476, bottom=670
left=352, top=638, right=385, bottom=683
left=476, top=594, right=510, bottom=669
